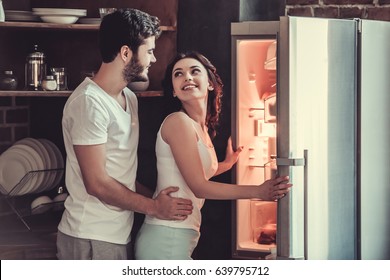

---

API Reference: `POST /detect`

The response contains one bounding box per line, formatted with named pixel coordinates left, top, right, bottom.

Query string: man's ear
left=121, top=45, right=132, bottom=62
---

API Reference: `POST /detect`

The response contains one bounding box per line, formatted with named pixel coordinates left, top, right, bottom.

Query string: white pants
left=135, top=223, right=200, bottom=260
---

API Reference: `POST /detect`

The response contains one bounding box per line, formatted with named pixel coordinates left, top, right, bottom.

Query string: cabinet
left=0, top=0, right=178, bottom=97
left=0, top=22, right=176, bottom=98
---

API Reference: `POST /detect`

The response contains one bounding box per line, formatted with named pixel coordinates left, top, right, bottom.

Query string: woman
left=135, top=51, right=292, bottom=260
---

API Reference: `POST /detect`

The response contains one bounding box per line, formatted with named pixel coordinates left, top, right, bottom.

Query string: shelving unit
left=0, top=21, right=176, bottom=31
left=0, top=21, right=175, bottom=97
left=0, top=90, right=164, bottom=97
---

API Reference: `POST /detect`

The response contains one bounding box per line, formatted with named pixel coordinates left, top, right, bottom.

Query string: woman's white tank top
left=144, top=112, right=218, bottom=231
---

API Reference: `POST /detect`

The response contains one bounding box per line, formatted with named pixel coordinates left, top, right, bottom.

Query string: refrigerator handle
left=303, top=149, right=309, bottom=260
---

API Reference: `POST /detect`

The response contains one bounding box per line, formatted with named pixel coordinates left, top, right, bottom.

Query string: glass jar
left=25, top=45, right=46, bottom=90
left=0, top=70, right=18, bottom=90
left=41, top=75, right=57, bottom=91
left=50, top=67, right=68, bottom=90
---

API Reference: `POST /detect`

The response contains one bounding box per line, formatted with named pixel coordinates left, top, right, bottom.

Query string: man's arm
left=74, top=144, right=192, bottom=220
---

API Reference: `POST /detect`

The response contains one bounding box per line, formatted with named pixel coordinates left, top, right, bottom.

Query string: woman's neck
left=181, top=98, right=208, bottom=126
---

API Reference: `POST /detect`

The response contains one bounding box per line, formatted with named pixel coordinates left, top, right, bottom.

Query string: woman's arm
left=214, top=136, right=243, bottom=176
left=161, top=114, right=291, bottom=201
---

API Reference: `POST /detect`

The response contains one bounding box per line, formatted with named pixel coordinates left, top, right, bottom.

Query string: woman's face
left=171, top=58, right=211, bottom=101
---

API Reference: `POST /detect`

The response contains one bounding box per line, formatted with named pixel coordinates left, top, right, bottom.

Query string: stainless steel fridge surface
left=231, top=16, right=390, bottom=260
left=359, top=20, right=390, bottom=260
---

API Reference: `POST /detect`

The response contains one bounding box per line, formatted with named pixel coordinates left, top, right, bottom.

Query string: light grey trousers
left=56, top=231, right=132, bottom=260
left=135, top=223, right=200, bottom=260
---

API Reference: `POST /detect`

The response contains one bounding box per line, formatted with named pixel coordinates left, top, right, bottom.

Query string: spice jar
left=41, top=75, right=57, bottom=91
left=0, top=70, right=18, bottom=90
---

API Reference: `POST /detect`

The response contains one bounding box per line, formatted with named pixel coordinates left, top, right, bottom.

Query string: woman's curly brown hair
left=162, top=51, right=224, bottom=139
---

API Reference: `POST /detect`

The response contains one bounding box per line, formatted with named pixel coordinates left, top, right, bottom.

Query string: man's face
left=123, top=36, right=156, bottom=84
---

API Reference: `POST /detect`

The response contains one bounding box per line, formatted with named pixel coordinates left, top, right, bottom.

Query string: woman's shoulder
left=161, top=112, right=193, bottom=135
left=164, top=111, right=191, bottom=125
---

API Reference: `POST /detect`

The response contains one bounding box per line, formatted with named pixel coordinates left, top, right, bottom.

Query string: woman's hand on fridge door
left=258, top=176, right=292, bottom=201
left=214, top=136, right=244, bottom=176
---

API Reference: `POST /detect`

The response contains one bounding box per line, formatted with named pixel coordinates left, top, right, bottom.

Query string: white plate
left=32, top=8, right=86, bottom=17
left=39, top=139, right=64, bottom=190
left=15, top=138, right=52, bottom=193
left=38, top=139, right=58, bottom=191
left=6, top=147, right=39, bottom=195
left=5, top=14, right=41, bottom=22
left=0, top=148, right=33, bottom=195
left=9, top=144, right=45, bottom=195
left=40, top=15, right=79, bottom=24
left=5, top=10, right=41, bottom=22
left=5, top=10, right=33, bottom=15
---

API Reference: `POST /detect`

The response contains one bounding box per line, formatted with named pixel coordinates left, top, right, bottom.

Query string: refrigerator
left=231, top=16, right=390, bottom=260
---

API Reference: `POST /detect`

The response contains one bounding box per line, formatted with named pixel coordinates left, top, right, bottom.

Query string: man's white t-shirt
left=58, top=77, right=139, bottom=244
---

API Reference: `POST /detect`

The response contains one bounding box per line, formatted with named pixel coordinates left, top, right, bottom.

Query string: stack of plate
left=32, top=8, right=87, bottom=24
left=0, top=138, right=64, bottom=196
left=4, top=10, right=41, bottom=22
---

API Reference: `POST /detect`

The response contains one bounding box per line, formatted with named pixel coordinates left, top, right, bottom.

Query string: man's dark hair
left=99, top=8, right=161, bottom=63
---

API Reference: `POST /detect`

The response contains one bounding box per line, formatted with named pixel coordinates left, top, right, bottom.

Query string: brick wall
left=0, top=97, right=30, bottom=154
left=286, top=0, right=390, bottom=21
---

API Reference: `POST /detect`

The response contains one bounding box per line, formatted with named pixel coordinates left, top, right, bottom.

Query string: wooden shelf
left=0, top=21, right=176, bottom=31
left=135, top=91, right=164, bottom=97
left=0, top=91, right=71, bottom=97
left=0, top=90, right=164, bottom=97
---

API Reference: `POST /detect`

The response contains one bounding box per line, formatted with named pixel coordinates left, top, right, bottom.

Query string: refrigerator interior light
left=264, top=41, right=277, bottom=70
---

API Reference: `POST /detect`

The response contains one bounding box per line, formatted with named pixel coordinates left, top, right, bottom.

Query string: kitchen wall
left=286, top=0, right=390, bottom=20
left=0, top=98, right=30, bottom=153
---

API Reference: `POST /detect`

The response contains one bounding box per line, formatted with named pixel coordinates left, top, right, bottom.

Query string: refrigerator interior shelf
left=238, top=241, right=276, bottom=253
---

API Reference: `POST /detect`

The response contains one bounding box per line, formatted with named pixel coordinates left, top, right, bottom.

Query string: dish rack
left=0, top=168, right=64, bottom=230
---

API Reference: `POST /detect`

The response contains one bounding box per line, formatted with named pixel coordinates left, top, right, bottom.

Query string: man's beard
left=123, top=54, right=148, bottom=84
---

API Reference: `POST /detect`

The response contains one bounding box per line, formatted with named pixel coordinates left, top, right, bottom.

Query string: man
left=57, top=9, right=193, bottom=260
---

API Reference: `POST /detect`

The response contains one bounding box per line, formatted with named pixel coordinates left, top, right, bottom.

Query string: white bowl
left=53, top=193, right=68, bottom=211
left=53, top=193, right=68, bottom=203
left=127, top=80, right=149, bottom=91
left=31, top=195, right=53, bottom=214
left=40, top=15, right=79, bottom=24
